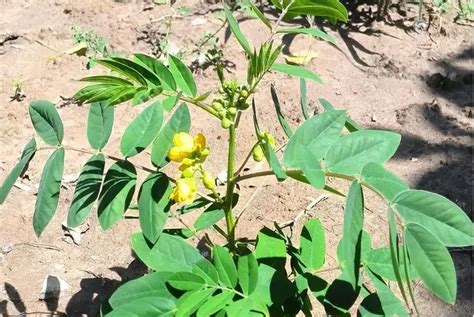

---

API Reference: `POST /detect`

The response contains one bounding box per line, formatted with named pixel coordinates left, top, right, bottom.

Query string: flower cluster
left=211, top=80, right=250, bottom=129
left=168, top=132, right=215, bottom=204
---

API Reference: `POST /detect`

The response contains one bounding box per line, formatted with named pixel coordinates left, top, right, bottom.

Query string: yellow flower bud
left=266, top=134, right=276, bottom=149
left=181, top=166, right=195, bottom=178
left=170, top=178, right=197, bottom=204
left=202, top=171, right=215, bottom=190
left=252, top=145, right=264, bottom=162
left=193, top=133, right=206, bottom=151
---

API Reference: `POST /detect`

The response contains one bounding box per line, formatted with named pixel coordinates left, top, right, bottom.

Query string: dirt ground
left=0, top=0, right=472, bottom=316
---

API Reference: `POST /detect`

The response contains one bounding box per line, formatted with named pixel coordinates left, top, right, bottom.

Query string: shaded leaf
left=97, top=161, right=137, bottom=230
left=138, top=172, right=172, bottom=243
left=237, top=253, right=258, bottom=295
left=67, top=154, right=105, bottom=227
left=0, top=139, right=36, bottom=204
left=33, top=147, right=65, bottom=236
left=270, top=85, right=293, bottom=137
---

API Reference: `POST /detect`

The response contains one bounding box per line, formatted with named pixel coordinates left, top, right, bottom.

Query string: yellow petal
left=193, top=133, right=206, bottom=151
left=171, top=178, right=197, bottom=204
left=284, top=50, right=318, bottom=66
left=168, top=146, right=191, bottom=162
left=173, top=132, right=194, bottom=151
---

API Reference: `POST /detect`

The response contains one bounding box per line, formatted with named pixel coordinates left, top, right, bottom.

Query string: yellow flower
left=168, top=132, right=195, bottom=162
left=167, top=132, right=209, bottom=163
left=202, top=171, right=215, bottom=190
left=170, top=178, right=197, bottom=204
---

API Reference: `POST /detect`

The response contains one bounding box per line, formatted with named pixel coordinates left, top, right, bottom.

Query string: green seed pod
left=221, top=118, right=232, bottom=129
left=240, top=89, right=249, bottom=98
left=252, top=145, right=264, bottom=162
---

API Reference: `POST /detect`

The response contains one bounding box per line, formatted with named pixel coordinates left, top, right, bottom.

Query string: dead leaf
left=284, top=50, right=318, bottom=66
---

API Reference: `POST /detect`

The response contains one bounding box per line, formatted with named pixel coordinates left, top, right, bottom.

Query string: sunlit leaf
left=87, top=101, right=114, bottom=150
left=168, top=55, right=197, bottom=96
left=271, top=63, right=322, bottom=83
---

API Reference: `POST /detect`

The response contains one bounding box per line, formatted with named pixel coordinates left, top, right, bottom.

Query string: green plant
left=72, top=26, right=109, bottom=69
left=1, top=1, right=472, bottom=316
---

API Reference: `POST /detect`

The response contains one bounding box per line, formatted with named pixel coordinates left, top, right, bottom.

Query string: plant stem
left=162, top=91, right=219, bottom=118
left=223, top=124, right=237, bottom=247
left=233, top=142, right=259, bottom=177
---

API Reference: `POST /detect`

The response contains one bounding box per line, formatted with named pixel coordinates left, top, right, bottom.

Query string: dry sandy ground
left=0, top=0, right=472, bottom=316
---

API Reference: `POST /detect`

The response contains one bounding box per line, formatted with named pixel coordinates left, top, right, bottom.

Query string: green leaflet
left=270, top=85, right=293, bottom=138
left=261, top=140, right=287, bottom=181
left=97, top=161, right=137, bottom=230
left=339, top=181, right=364, bottom=289
left=138, top=172, right=172, bottom=243
left=284, top=110, right=346, bottom=167
left=33, top=147, right=65, bottom=237
left=277, top=27, right=335, bottom=44
left=168, top=55, right=197, bottom=97
left=168, top=272, right=206, bottom=291
left=109, top=56, right=162, bottom=87
left=299, top=78, right=309, bottom=120
left=193, top=203, right=225, bottom=231
left=175, top=288, right=215, bottom=317
left=67, top=154, right=105, bottom=228
left=237, top=253, right=258, bottom=296
left=394, top=189, right=473, bottom=247
left=271, top=63, right=322, bottom=83
left=404, top=223, right=457, bottom=304
left=162, top=94, right=180, bottom=112
left=120, top=100, right=163, bottom=157
left=134, top=53, right=177, bottom=91
left=132, top=232, right=205, bottom=272
left=224, top=5, right=252, bottom=55
left=319, top=98, right=360, bottom=132
left=248, top=1, right=272, bottom=30
left=324, top=130, right=401, bottom=176
left=255, top=227, right=287, bottom=260
left=151, top=103, right=191, bottom=167
left=29, top=100, right=64, bottom=146
left=364, top=247, right=418, bottom=281
left=0, top=139, right=36, bottom=204
left=213, top=245, right=238, bottom=288
left=364, top=269, right=409, bottom=317
left=96, top=59, right=148, bottom=86
left=361, top=162, right=409, bottom=202
left=108, top=272, right=175, bottom=308
left=87, top=101, right=114, bottom=150
left=196, top=290, right=234, bottom=317
left=278, top=0, right=349, bottom=22
left=299, top=219, right=325, bottom=271
left=80, top=75, right=134, bottom=86
left=106, top=298, right=176, bottom=317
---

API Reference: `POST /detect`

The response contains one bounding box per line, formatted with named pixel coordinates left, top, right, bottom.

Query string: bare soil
left=0, top=0, right=472, bottom=316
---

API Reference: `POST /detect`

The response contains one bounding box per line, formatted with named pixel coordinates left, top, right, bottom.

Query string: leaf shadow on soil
left=64, top=258, right=148, bottom=316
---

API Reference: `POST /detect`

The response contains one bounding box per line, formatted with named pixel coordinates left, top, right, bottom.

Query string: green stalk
left=224, top=124, right=237, bottom=246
